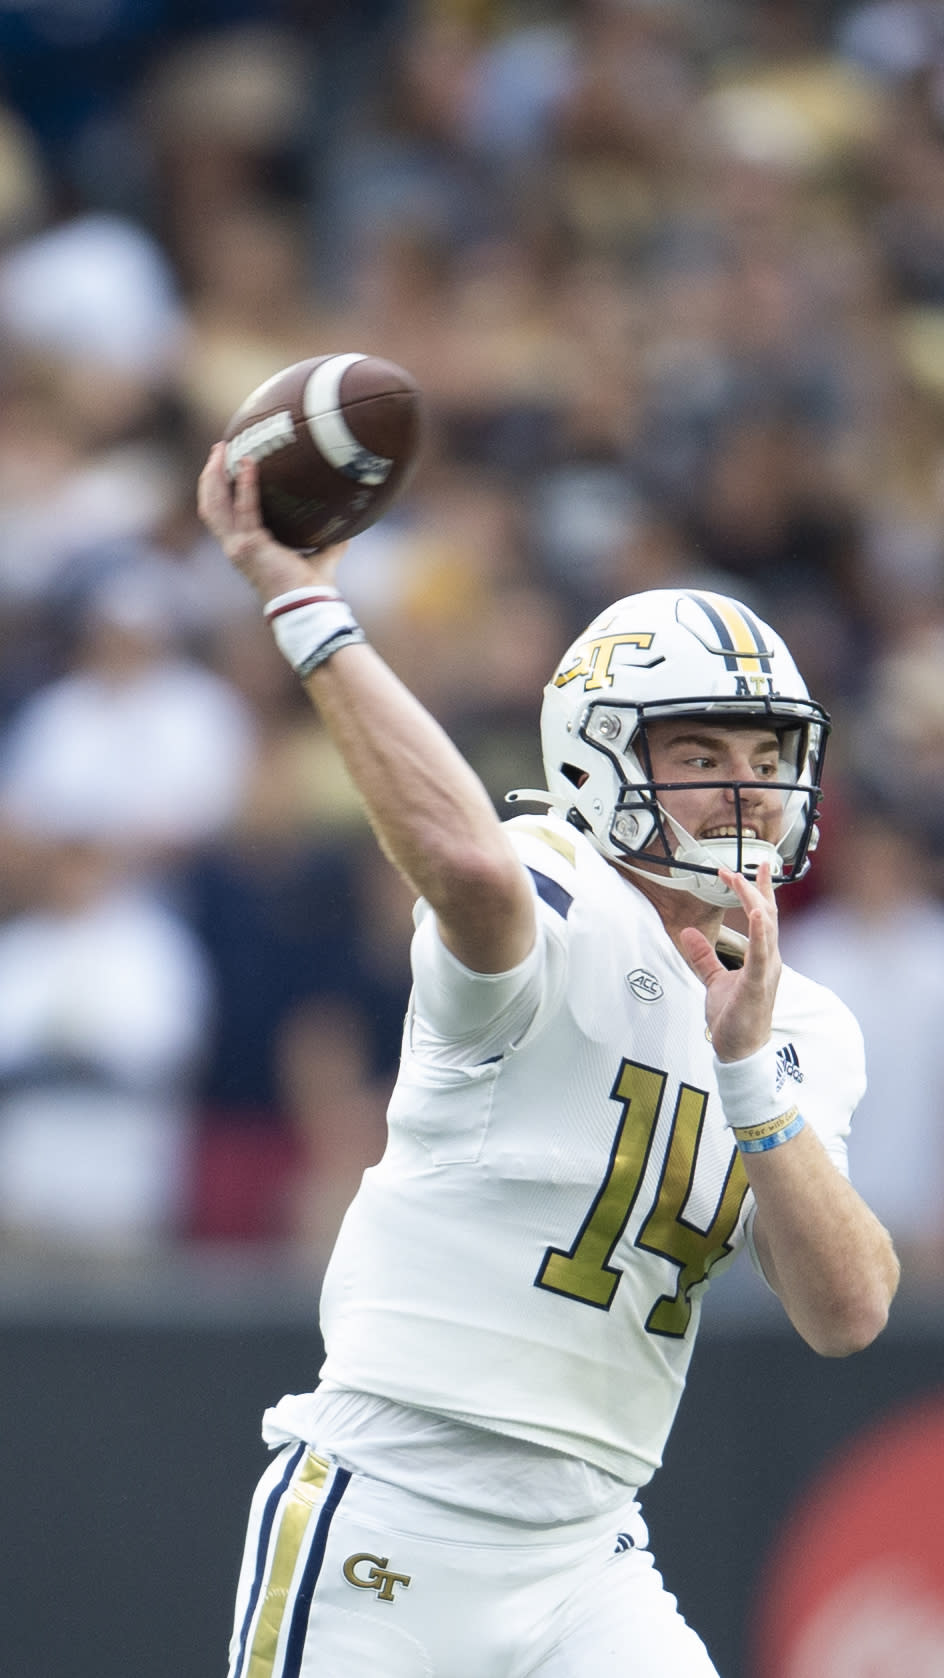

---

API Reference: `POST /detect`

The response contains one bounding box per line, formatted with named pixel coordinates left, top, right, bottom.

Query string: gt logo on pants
left=342, top=1551, right=412, bottom=1602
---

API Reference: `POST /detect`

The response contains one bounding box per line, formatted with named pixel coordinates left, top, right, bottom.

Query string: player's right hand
left=197, top=444, right=348, bottom=604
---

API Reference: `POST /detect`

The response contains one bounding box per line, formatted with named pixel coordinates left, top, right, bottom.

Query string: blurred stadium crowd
left=0, top=0, right=942, bottom=1275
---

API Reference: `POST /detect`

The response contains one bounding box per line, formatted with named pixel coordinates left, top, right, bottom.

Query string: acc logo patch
left=626, top=968, right=664, bottom=1002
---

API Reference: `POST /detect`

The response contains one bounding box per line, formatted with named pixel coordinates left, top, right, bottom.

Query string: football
left=222, top=352, right=423, bottom=552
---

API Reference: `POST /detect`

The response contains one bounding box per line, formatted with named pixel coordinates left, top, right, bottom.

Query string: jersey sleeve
left=741, top=964, right=867, bottom=1281
left=406, top=817, right=579, bottom=1070
left=774, top=965, right=867, bottom=1176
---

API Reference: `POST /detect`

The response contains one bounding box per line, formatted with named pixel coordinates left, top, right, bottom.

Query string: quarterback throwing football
left=199, top=446, right=899, bottom=1678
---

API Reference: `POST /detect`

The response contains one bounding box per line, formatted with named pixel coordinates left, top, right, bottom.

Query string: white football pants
left=226, top=1444, right=722, bottom=1678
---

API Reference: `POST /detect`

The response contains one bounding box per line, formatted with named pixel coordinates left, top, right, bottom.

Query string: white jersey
left=317, top=814, right=864, bottom=1490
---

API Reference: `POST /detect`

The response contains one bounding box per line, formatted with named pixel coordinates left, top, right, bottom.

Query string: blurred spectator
left=781, top=797, right=944, bottom=1277
left=276, top=995, right=388, bottom=1263
left=137, top=22, right=321, bottom=429
left=182, top=746, right=409, bottom=1248
left=0, top=0, right=167, bottom=205
left=0, top=0, right=296, bottom=212
left=313, top=9, right=505, bottom=301
left=847, top=602, right=944, bottom=858
left=174, top=196, right=327, bottom=435
left=837, top=0, right=944, bottom=81
left=137, top=23, right=314, bottom=236
left=0, top=211, right=193, bottom=613
left=0, top=563, right=257, bottom=872
left=683, top=411, right=862, bottom=611
left=182, top=735, right=410, bottom=1121
left=0, top=211, right=186, bottom=383
left=868, top=73, right=944, bottom=305
left=0, top=829, right=212, bottom=1251
left=467, top=7, right=575, bottom=163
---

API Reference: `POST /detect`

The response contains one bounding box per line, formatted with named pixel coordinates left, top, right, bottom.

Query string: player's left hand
left=678, top=863, right=781, bottom=1063
left=197, top=444, right=348, bottom=604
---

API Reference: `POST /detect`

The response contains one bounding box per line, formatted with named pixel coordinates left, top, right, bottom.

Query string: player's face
left=641, top=720, right=786, bottom=850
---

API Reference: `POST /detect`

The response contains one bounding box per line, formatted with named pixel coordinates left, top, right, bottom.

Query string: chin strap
left=616, top=858, right=744, bottom=908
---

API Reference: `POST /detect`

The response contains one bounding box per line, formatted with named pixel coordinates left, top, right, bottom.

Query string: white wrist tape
left=263, top=587, right=366, bottom=678
left=714, top=1043, right=806, bottom=1152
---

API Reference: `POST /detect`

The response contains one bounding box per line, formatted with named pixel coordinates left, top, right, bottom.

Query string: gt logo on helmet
left=553, top=633, right=655, bottom=693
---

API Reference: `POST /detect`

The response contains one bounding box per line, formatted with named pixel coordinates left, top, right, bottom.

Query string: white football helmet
left=509, top=588, right=830, bottom=907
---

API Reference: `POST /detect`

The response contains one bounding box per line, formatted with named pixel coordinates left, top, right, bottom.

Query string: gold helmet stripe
left=690, top=592, right=773, bottom=675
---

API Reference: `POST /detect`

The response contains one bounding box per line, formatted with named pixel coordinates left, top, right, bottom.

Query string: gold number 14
left=535, top=1058, right=749, bottom=1336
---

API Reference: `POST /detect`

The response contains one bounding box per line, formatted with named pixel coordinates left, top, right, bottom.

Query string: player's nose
left=722, top=760, right=775, bottom=804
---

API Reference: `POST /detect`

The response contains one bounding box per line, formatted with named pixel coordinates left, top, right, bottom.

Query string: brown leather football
left=222, top=352, right=423, bottom=552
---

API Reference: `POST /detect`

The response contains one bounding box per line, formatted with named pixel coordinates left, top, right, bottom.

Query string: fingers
left=721, top=863, right=776, bottom=933
left=231, top=454, right=264, bottom=532
left=197, top=446, right=355, bottom=571
left=678, top=924, right=722, bottom=984
left=720, top=863, right=781, bottom=996
left=196, top=442, right=228, bottom=531
left=197, top=444, right=242, bottom=543
left=197, top=442, right=346, bottom=601
left=197, top=445, right=262, bottom=540
left=692, top=864, right=782, bottom=1061
left=720, top=860, right=776, bottom=911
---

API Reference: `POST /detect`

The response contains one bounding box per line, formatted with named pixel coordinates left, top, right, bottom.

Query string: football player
left=199, top=447, right=899, bottom=1678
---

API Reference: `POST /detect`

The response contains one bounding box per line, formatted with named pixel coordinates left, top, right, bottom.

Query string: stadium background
left=1, top=2, right=944, bottom=1673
